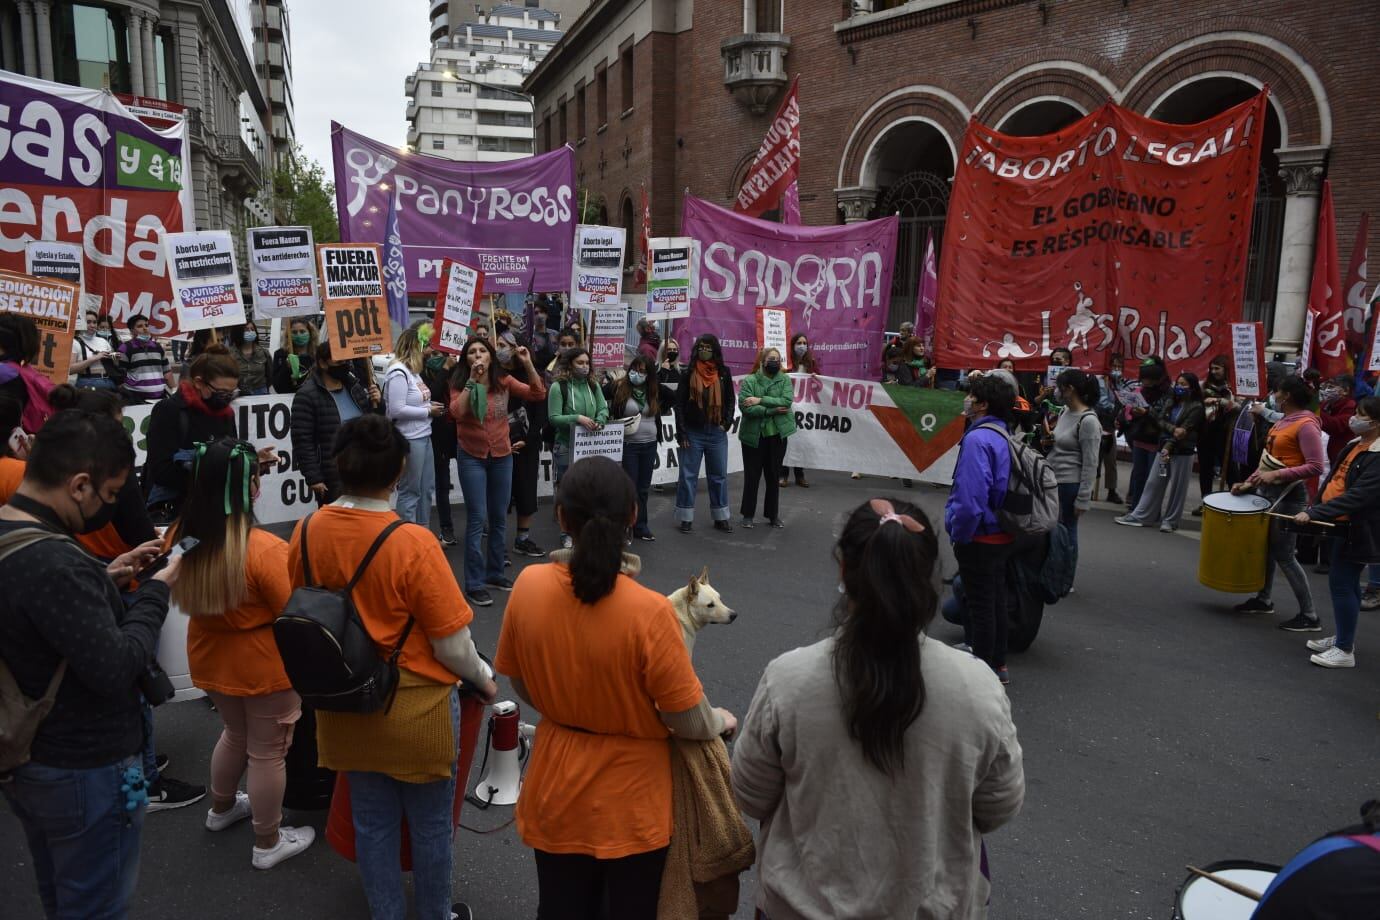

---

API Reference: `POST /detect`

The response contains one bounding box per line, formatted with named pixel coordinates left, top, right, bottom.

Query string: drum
left=1172, top=860, right=1279, bottom=919
left=1198, top=492, right=1271, bottom=594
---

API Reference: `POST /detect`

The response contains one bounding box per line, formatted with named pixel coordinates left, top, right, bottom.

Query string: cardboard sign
left=434, top=259, right=483, bottom=355
left=1230, top=321, right=1265, bottom=398
left=590, top=305, right=628, bottom=370
left=573, top=422, right=624, bottom=463
left=647, top=237, right=693, bottom=320
left=571, top=225, right=625, bottom=307
left=318, top=243, right=389, bottom=359
left=248, top=226, right=320, bottom=318
left=756, top=307, right=790, bottom=368
left=164, top=230, right=244, bottom=331
left=0, top=269, right=78, bottom=382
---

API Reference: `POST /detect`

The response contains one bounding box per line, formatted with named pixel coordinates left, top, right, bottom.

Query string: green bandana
left=631, top=385, right=647, bottom=409
left=908, top=358, right=925, bottom=370
left=468, top=380, right=487, bottom=420
left=287, top=353, right=303, bottom=381
left=194, top=441, right=256, bottom=514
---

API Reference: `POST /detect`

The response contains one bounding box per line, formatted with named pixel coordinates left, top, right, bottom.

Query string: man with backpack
left=945, top=373, right=1022, bottom=685
left=0, top=409, right=179, bottom=919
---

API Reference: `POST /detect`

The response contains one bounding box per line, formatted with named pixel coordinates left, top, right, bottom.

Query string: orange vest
left=1265, top=413, right=1320, bottom=470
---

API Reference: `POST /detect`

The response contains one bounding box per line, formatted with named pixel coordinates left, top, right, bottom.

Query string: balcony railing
left=212, top=133, right=264, bottom=194
left=720, top=33, right=791, bottom=114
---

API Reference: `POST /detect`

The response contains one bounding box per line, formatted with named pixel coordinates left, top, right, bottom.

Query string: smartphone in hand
left=139, top=536, right=200, bottom=579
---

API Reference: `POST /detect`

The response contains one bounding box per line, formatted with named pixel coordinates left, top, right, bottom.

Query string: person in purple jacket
left=945, top=372, right=1017, bottom=685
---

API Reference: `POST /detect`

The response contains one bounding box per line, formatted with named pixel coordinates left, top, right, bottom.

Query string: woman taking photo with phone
left=609, top=354, right=662, bottom=542
left=450, top=336, right=545, bottom=608
left=170, top=437, right=314, bottom=869
left=496, top=456, right=736, bottom=917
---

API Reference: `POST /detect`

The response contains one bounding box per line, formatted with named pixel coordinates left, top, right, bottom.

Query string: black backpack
left=273, top=515, right=414, bottom=714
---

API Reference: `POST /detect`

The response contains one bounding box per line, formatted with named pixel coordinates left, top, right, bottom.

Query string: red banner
left=733, top=77, right=800, bottom=218
left=934, top=92, right=1268, bottom=376
left=1305, top=180, right=1347, bottom=377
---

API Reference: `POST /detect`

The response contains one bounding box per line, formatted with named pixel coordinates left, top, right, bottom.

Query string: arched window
left=877, top=170, right=950, bottom=331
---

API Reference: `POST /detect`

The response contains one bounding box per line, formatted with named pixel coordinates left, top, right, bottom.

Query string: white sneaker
left=1115, top=515, right=1143, bottom=527
left=251, top=826, right=316, bottom=869
left=1309, top=646, right=1355, bottom=669
left=1306, top=635, right=1337, bottom=653
left=205, top=791, right=251, bottom=832
left=1159, top=522, right=1175, bottom=533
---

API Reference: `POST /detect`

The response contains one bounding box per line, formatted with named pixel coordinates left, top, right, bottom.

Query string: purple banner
left=331, top=123, right=575, bottom=294
left=677, top=195, right=897, bottom=379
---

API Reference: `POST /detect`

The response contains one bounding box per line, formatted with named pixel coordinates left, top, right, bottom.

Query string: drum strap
left=1348, top=834, right=1380, bottom=854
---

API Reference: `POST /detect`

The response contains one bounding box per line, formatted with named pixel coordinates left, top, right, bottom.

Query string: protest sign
left=647, top=238, right=693, bottom=320
left=318, top=243, right=389, bottom=359
left=591, top=305, right=628, bottom=370
left=434, top=259, right=483, bottom=355
left=573, top=424, right=625, bottom=463
left=332, top=123, right=574, bottom=293
left=24, top=241, right=91, bottom=327
left=571, top=225, right=626, bottom=307
left=1044, top=365, right=1065, bottom=388
left=733, top=76, right=800, bottom=219
left=0, top=269, right=79, bottom=382
left=1299, top=310, right=1316, bottom=372
left=163, top=230, right=244, bottom=331
left=778, top=374, right=967, bottom=485
left=0, top=71, right=194, bottom=336
left=679, top=195, right=895, bottom=379
left=757, top=308, right=790, bottom=367
left=935, top=92, right=1267, bottom=377
left=248, top=227, right=320, bottom=318
left=1230, top=322, right=1265, bottom=398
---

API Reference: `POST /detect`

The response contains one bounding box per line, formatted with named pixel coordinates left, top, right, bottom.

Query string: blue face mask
left=1173, top=385, right=1188, bottom=398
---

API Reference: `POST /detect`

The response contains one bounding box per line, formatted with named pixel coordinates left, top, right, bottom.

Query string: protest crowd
left=2, top=56, right=1379, bottom=920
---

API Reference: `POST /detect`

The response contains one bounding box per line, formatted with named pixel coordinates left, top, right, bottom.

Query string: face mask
left=1348, top=415, right=1375, bottom=434
left=425, top=355, right=446, bottom=373
left=696, top=348, right=713, bottom=362
left=240, top=330, right=256, bottom=344
left=886, top=363, right=900, bottom=373
left=665, top=350, right=679, bottom=363
left=764, top=360, right=781, bottom=375
left=573, top=365, right=591, bottom=379
left=135, top=333, right=151, bottom=342
left=495, top=347, right=513, bottom=364
left=1173, top=386, right=1188, bottom=398
left=77, top=487, right=119, bottom=534
left=963, top=396, right=977, bottom=417
left=205, top=390, right=236, bottom=410
left=291, top=331, right=310, bottom=347
left=558, top=347, right=576, bottom=360
left=1110, top=370, right=1121, bottom=380
left=326, top=364, right=352, bottom=383
left=793, top=344, right=808, bottom=357
left=96, top=330, right=113, bottom=341
left=627, top=371, right=646, bottom=386
left=1320, top=387, right=1340, bottom=403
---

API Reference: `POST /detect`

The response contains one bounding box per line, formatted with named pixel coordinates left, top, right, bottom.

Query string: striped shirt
left=118, top=338, right=169, bottom=399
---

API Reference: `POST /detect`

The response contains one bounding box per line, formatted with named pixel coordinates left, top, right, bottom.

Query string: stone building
left=525, top=0, right=1380, bottom=353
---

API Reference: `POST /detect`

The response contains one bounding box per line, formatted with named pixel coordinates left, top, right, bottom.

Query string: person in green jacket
left=547, top=346, right=609, bottom=547
left=739, top=347, right=797, bottom=528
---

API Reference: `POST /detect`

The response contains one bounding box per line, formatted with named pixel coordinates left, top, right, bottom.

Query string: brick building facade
left=526, top=0, right=1380, bottom=355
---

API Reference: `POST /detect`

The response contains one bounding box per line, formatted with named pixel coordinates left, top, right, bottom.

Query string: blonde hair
left=172, top=519, right=249, bottom=616
left=750, top=347, right=782, bottom=374
left=393, top=321, right=426, bottom=374
left=169, top=438, right=258, bottom=616
left=281, top=318, right=318, bottom=353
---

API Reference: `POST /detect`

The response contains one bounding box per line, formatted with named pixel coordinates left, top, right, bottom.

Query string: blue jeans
left=1056, top=481, right=1080, bottom=550
left=457, top=449, right=513, bottom=591
left=1327, top=539, right=1363, bottom=652
left=622, top=440, right=657, bottom=535
left=396, top=435, right=436, bottom=528
left=676, top=426, right=729, bottom=522
left=1127, top=444, right=1158, bottom=509
left=140, top=699, right=159, bottom=785
left=349, top=691, right=459, bottom=920
left=2, top=756, right=145, bottom=919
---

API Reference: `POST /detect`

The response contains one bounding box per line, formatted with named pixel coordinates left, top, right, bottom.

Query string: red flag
left=1305, top=180, right=1346, bottom=377
left=634, top=183, right=651, bottom=286
left=1342, top=211, right=1370, bottom=356
left=915, top=229, right=938, bottom=345
left=733, top=77, right=800, bottom=219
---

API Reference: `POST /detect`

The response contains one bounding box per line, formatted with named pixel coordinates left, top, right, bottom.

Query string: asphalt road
left=4, top=468, right=1379, bottom=919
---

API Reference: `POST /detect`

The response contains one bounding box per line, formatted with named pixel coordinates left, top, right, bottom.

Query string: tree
left=273, top=146, right=340, bottom=242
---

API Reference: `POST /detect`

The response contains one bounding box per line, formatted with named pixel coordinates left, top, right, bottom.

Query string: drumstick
left=1264, top=511, right=1336, bottom=527
left=1184, top=865, right=1263, bottom=901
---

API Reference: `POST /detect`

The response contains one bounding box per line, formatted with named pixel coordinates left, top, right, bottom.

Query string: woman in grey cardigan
left=731, top=498, right=1024, bottom=920
left=1048, top=369, right=1104, bottom=549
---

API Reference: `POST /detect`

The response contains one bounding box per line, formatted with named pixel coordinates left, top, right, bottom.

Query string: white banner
left=163, top=230, right=245, bottom=331
left=571, top=224, right=625, bottom=307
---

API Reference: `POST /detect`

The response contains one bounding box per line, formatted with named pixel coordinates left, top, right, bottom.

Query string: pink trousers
left=206, top=689, right=301, bottom=836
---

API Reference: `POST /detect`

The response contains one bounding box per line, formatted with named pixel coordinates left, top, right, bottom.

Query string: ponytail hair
left=832, top=497, right=940, bottom=776
left=189, top=343, right=239, bottom=382
left=556, top=456, right=635, bottom=604
left=49, top=383, right=124, bottom=418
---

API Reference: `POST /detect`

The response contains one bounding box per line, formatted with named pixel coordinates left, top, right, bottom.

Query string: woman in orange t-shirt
left=496, top=455, right=737, bottom=917
left=168, top=437, right=315, bottom=870
left=286, top=414, right=497, bottom=920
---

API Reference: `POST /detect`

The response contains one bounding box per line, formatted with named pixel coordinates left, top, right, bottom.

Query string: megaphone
left=472, top=700, right=524, bottom=806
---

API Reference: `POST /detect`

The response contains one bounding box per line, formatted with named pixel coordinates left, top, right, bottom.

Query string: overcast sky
left=291, top=0, right=431, bottom=174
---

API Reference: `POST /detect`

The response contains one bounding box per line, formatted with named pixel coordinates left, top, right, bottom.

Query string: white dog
left=667, top=566, right=737, bottom=657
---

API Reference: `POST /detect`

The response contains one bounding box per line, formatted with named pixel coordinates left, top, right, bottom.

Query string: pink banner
left=677, top=195, right=896, bottom=379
